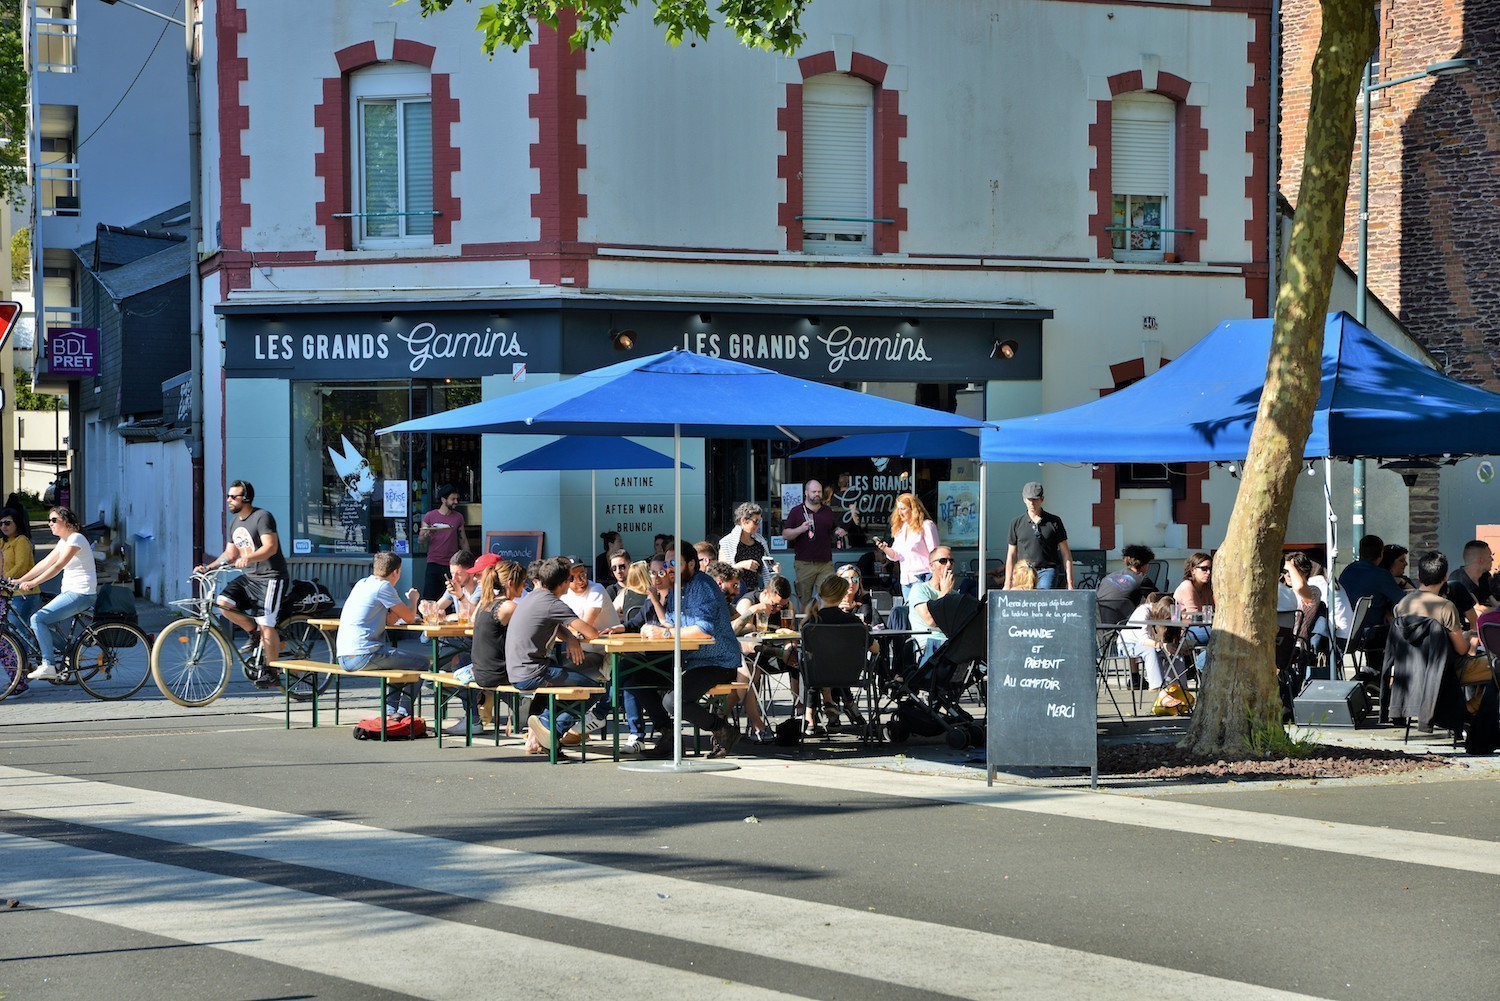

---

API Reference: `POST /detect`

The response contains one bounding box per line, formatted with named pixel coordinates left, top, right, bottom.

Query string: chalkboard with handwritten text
left=485, top=530, right=545, bottom=566
left=986, top=590, right=1098, bottom=784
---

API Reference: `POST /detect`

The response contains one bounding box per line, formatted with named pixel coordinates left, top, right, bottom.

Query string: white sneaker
left=27, top=663, right=59, bottom=681
left=442, top=720, right=472, bottom=736
left=622, top=733, right=645, bottom=754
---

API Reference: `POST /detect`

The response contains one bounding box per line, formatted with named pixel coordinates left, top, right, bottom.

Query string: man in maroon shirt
left=418, top=485, right=465, bottom=600
left=781, top=479, right=847, bottom=607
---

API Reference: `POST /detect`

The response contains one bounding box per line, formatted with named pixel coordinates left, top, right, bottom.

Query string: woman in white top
left=875, top=493, right=940, bottom=601
left=15, top=507, right=98, bottom=681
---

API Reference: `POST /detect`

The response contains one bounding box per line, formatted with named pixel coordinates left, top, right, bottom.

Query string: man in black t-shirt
left=195, top=480, right=291, bottom=687
left=1095, top=544, right=1157, bottom=624
left=1446, top=539, right=1495, bottom=628
left=1005, top=481, right=1072, bottom=590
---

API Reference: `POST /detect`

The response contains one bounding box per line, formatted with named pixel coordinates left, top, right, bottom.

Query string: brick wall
left=1280, top=1, right=1499, bottom=392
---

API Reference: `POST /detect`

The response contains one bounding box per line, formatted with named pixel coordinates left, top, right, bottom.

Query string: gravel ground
left=1100, top=740, right=1453, bottom=781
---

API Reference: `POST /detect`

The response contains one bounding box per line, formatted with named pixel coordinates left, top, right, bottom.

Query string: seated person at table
left=613, top=559, right=651, bottom=621
left=638, top=542, right=744, bottom=759
left=522, top=559, right=545, bottom=597
left=443, top=558, right=521, bottom=735
left=1095, top=544, right=1156, bottom=625
left=695, top=540, right=719, bottom=568
left=1338, top=534, right=1406, bottom=670
left=735, top=575, right=797, bottom=716
left=1395, top=551, right=1493, bottom=711
left=425, top=548, right=480, bottom=619
left=704, top=560, right=771, bottom=741
left=908, top=547, right=957, bottom=663
left=1378, top=544, right=1415, bottom=592
left=835, top=564, right=875, bottom=622
left=604, top=550, right=632, bottom=600
left=1446, top=540, right=1496, bottom=630
left=796, top=574, right=869, bottom=736
left=1117, top=591, right=1169, bottom=689
left=504, top=557, right=604, bottom=753
left=626, top=556, right=671, bottom=632
left=336, top=552, right=426, bottom=718
left=562, top=557, right=623, bottom=677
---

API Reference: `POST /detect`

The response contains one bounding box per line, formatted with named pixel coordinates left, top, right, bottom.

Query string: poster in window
left=382, top=480, right=409, bottom=518
left=937, top=480, right=980, bottom=546
left=328, top=435, right=375, bottom=552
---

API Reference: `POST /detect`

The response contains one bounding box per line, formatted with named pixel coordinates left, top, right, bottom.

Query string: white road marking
left=0, top=832, right=797, bottom=1001
left=0, top=765, right=1328, bottom=1000
left=715, top=760, right=1500, bottom=875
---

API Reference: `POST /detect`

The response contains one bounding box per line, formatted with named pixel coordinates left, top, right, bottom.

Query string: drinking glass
left=754, top=608, right=769, bottom=632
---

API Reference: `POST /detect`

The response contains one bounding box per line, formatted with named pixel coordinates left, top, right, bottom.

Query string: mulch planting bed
left=1100, top=741, right=1455, bottom=781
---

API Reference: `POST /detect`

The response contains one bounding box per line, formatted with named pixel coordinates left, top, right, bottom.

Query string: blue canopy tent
left=495, top=436, right=692, bottom=578
left=981, top=312, right=1500, bottom=624
left=381, top=349, right=984, bottom=771
left=789, top=429, right=991, bottom=583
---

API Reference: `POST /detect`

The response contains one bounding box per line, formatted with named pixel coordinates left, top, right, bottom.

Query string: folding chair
left=871, top=589, right=895, bottom=618
left=1339, top=595, right=1374, bottom=680
left=1145, top=560, right=1168, bottom=593
left=800, top=622, right=874, bottom=740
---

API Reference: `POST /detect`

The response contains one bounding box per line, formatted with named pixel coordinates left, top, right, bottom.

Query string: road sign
left=0, top=301, right=20, bottom=352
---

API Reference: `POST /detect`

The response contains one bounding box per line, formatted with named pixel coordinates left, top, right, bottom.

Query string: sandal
left=843, top=705, right=867, bottom=728
left=823, top=706, right=840, bottom=728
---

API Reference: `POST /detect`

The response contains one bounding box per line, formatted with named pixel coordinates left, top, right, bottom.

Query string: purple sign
left=49, top=327, right=99, bottom=377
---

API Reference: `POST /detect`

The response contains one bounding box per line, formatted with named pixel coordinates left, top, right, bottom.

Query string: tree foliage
left=1184, top=0, right=1377, bottom=755
left=10, top=226, right=27, bottom=285
left=0, top=0, right=27, bottom=206
left=14, top=367, right=63, bottom=412
left=404, top=0, right=809, bottom=55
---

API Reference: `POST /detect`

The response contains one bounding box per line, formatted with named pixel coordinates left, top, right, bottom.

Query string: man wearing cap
left=1006, top=482, right=1073, bottom=590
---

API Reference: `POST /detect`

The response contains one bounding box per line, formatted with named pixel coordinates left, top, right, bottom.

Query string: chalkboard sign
left=986, top=589, right=1098, bottom=787
left=485, top=530, right=545, bottom=565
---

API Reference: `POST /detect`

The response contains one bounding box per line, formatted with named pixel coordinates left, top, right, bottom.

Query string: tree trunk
left=1184, top=0, right=1377, bottom=756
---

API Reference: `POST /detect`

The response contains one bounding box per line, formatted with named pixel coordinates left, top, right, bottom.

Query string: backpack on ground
left=352, top=715, right=429, bottom=741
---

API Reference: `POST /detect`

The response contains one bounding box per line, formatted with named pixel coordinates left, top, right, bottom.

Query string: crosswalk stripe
left=713, top=760, right=1500, bottom=875
left=0, top=765, right=1329, bottom=1000
left=0, top=832, right=801, bottom=1000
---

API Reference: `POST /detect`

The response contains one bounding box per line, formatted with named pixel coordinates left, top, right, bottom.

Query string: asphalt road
left=1, top=713, right=1496, bottom=1000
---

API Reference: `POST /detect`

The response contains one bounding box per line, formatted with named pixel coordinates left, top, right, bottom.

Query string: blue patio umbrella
left=789, top=428, right=995, bottom=590
left=496, top=436, right=692, bottom=577
left=381, top=349, right=983, bottom=772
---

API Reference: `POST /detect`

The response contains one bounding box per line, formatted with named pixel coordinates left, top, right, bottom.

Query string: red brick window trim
left=314, top=40, right=460, bottom=251
left=777, top=51, right=907, bottom=254
left=1088, top=70, right=1207, bottom=263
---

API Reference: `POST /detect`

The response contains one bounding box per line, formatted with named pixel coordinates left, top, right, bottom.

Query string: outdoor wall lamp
left=990, top=339, right=1019, bottom=360
left=610, top=329, right=637, bottom=352
left=698, top=312, right=712, bottom=323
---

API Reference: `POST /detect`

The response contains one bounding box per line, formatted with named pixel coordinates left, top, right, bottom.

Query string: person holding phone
left=874, top=492, right=940, bottom=602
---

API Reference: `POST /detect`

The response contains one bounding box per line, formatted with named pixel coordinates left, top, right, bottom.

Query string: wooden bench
left=270, top=659, right=424, bottom=741
left=420, top=671, right=606, bottom=763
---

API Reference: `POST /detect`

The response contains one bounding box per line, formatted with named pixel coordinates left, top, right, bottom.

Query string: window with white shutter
left=350, top=64, right=434, bottom=247
left=1110, top=92, right=1174, bottom=261
left=801, top=74, right=874, bottom=255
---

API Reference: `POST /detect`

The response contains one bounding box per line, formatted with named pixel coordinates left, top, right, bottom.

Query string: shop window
left=801, top=74, right=874, bottom=255
left=291, top=380, right=481, bottom=557
left=350, top=64, right=433, bottom=246
left=1110, top=92, right=1174, bottom=262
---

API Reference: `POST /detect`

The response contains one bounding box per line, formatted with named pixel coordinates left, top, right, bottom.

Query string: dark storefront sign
left=48, top=326, right=100, bottom=377
left=222, top=303, right=1048, bottom=382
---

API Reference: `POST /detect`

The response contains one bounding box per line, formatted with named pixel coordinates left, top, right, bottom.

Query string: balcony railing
left=35, top=17, right=77, bottom=73
left=44, top=307, right=82, bottom=332
left=39, top=162, right=80, bottom=216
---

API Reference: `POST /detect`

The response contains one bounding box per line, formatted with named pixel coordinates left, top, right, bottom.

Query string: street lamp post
left=1352, top=56, right=1477, bottom=551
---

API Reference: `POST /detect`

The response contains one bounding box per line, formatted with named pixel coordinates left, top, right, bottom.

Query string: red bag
left=352, top=715, right=429, bottom=741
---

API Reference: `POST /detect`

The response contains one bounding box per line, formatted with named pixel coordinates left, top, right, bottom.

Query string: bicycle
left=150, top=567, right=333, bottom=707
left=0, top=583, right=153, bottom=701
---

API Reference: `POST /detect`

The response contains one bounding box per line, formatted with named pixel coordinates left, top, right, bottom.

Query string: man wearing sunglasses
left=909, top=546, right=957, bottom=662
left=195, top=480, right=290, bottom=688
left=1005, top=481, right=1072, bottom=590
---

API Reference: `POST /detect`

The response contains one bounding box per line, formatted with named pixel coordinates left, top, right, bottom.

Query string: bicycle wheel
left=0, top=630, right=29, bottom=701
left=74, top=622, right=153, bottom=700
left=151, top=618, right=232, bottom=707
left=279, top=616, right=334, bottom=703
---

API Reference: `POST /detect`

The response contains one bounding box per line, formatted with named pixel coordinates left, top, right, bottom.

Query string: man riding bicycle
left=195, top=480, right=289, bottom=689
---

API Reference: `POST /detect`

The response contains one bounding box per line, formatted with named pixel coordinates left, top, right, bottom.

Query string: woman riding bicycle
left=1, top=508, right=40, bottom=623
left=16, top=507, right=97, bottom=682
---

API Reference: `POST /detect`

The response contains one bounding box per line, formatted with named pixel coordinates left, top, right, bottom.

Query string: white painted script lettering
left=816, top=325, right=932, bottom=375
left=399, top=322, right=528, bottom=374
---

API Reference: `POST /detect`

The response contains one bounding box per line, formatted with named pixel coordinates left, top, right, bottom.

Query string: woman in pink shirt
left=876, top=493, right=940, bottom=601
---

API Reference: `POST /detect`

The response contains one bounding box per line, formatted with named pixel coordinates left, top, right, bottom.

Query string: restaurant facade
left=197, top=0, right=1421, bottom=590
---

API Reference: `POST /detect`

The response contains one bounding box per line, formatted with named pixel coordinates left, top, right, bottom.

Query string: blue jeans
left=10, top=593, right=41, bottom=627
left=340, top=647, right=427, bottom=716
left=32, top=591, right=94, bottom=667
left=514, top=664, right=604, bottom=732
left=901, top=573, right=932, bottom=603
left=1036, top=568, right=1059, bottom=589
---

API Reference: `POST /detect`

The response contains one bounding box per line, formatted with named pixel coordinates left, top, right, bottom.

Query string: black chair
left=1340, top=595, right=1374, bottom=680
left=1145, top=560, right=1168, bottom=593
left=799, top=622, right=870, bottom=691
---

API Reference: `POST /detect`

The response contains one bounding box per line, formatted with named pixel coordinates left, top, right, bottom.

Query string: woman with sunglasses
left=14, top=507, right=97, bottom=682
left=1, top=509, right=40, bottom=624
left=717, top=501, right=772, bottom=601
left=874, top=492, right=940, bottom=602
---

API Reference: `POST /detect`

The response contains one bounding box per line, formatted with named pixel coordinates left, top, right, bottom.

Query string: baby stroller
left=884, top=592, right=988, bottom=749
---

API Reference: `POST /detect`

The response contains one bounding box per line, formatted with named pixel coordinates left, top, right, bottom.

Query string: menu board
left=986, top=590, right=1098, bottom=787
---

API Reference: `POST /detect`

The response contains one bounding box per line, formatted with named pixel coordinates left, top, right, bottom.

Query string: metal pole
left=186, top=0, right=205, bottom=564
left=1352, top=59, right=1373, bottom=552
left=672, top=424, right=682, bottom=766
left=978, top=461, right=987, bottom=595
left=1323, top=457, right=1341, bottom=678
left=590, top=468, right=596, bottom=578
